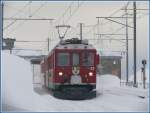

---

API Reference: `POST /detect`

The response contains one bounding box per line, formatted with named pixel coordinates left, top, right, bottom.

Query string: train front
left=53, top=38, right=99, bottom=100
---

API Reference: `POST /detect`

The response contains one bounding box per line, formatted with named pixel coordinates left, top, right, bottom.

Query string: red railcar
left=41, top=38, right=99, bottom=99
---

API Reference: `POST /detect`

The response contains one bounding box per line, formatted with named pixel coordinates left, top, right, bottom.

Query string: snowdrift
left=2, top=52, right=34, bottom=111
left=13, top=50, right=42, bottom=56
left=97, top=74, right=120, bottom=90
left=1, top=52, right=148, bottom=112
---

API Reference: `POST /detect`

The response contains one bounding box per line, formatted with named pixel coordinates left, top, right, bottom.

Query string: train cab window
left=57, top=53, right=70, bottom=66
left=72, top=53, right=79, bottom=66
left=82, top=52, right=94, bottom=66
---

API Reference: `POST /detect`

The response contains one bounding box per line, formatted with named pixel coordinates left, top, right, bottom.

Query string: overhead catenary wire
left=54, top=2, right=74, bottom=25
left=5, top=2, right=47, bottom=35
left=65, top=2, right=84, bottom=24
left=85, top=1, right=148, bottom=45
left=4, top=2, right=148, bottom=56
left=52, top=1, right=84, bottom=40
left=83, top=2, right=130, bottom=37
left=46, top=2, right=74, bottom=44
left=3, top=2, right=32, bottom=30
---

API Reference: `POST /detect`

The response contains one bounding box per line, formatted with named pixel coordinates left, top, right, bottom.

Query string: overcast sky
left=3, top=1, right=149, bottom=76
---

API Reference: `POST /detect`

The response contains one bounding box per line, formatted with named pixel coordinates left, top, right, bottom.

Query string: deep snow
left=1, top=52, right=149, bottom=112
left=2, top=52, right=34, bottom=111
left=32, top=74, right=148, bottom=112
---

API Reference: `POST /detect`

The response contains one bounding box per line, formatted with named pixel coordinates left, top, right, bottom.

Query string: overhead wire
left=5, top=2, right=47, bottom=35
left=84, top=1, right=130, bottom=37
left=85, top=2, right=132, bottom=45
left=56, top=2, right=84, bottom=38
left=47, top=2, right=74, bottom=45
left=50, top=1, right=84, bottom=43
left=54, top=2, right=74, bottom=25
left=3, top=2, right=32, bottom=30
left=65, top=2, right=84, bottom=24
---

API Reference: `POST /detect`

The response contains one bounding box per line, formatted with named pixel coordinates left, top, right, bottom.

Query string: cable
left=54, top=2, right=74, bottom=25
left=29, top=2, right=47, bottom=17
left=5, top=2, right=47, bottom=35
left=65, top=2, right=84, bottom=24
left=84, top=2, right=132, bottom=45
left=3, top=2, right=32, bottom=30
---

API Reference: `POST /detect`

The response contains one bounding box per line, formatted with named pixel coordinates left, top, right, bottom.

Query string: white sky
left=3, top=1, right=149, bottom=76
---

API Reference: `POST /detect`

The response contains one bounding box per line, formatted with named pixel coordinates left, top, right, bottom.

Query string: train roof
left=45, top=38, right=96, bottom=59
left=55, top=38, right=95, bottom=50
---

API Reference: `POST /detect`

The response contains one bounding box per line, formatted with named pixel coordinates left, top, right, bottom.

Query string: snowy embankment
left=2, top=52, right=149, bottom=112
left=97, top=74, right=120, bottom=89
left=33, top=74, right=148, bottom=112
left=2, top=52, right=34, bottom=111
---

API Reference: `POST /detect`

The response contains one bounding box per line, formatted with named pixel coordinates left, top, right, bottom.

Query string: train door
left=71, top=52, right=82, bottom=84
left=72, top=53, right=80, bottom=66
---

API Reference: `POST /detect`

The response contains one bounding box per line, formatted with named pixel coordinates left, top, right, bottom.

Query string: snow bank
left=100, top=51, right=122, bottom=56
left=13, top=50, right=42, bottom=56
left=2, top=52, right=34, bottom=111
left=97, top=74, right=120, bottom=90
left=129, top=68, right=149, bottom=83
left=32, top=74, right=148, bottom=112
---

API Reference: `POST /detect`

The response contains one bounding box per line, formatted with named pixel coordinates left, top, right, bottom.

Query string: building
left=98, top=51, right=122, bottom=78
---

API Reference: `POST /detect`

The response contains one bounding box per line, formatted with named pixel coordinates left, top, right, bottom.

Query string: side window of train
left=82, top=52, right=94, bottom=66
left=57, top=53, right=70, bottom=66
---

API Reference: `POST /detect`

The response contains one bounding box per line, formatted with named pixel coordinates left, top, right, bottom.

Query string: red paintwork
left=41, top=47, right=99, bottom=86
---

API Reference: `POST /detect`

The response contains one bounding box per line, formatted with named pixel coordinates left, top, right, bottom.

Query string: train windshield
left=82, top=52, right=94, bottom=66
left=57, top=53, right=69, bottom=66
left=72, top=53, right=79, bottom=66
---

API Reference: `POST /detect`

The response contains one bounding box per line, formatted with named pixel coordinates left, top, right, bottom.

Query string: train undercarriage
left=52, top=85, right=96, bottom=100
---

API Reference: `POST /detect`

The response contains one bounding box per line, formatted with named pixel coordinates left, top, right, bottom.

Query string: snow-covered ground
left=1, top=52, right=149, bottom=112
left=1, top=52, right=34, bottom=111
left=32, top=75, right=148, bottom=112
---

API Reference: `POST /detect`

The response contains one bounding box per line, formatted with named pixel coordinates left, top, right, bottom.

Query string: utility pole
left=80, top=23, right=83, bottom=40
left=1, top=2, right=4, bottom=48
left=97, top=18, right=100, bottom=39
left=32, top=64, right=34, bottom=84
left=96, top=17, right=101, bottom=49
left=47, top=38, right=49, bottom=52
left=133, top=2, right=137, bottom=87
left=125, top=4, right=129, bottom=85
left=142, top=60, right=147, bottom=89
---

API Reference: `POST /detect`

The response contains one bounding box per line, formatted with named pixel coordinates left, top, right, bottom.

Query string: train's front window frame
left=82, top=52, right=94, bottom=66
left=72, top=53, right=79, bottom=66
left=57, top=53, right=70, bottom=66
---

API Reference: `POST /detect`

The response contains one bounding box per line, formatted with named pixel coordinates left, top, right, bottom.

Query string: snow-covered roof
left=13, top=50, right=43, bottom=56
left=55, top=38, right=95, bottom=50
left=99, top=51, right=123, bottom=57
left=55, top=43, right=95, bottom=49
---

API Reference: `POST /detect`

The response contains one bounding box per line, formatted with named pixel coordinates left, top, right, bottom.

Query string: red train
left=41, top=38, right=99, bottom=99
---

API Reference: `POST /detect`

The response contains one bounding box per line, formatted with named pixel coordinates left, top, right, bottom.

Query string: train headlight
left=59, top=72, right=63, bottom=76
left=89, top=72, right=93, bottom=76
